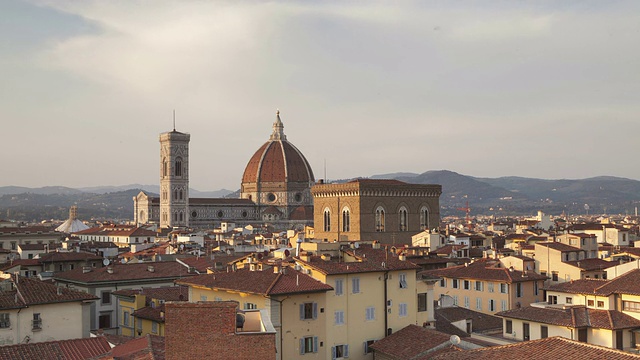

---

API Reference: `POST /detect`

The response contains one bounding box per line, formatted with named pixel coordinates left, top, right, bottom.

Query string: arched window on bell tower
left=175, top=157, right=182, bottom=177
left=323, top=208, right=331, bottom=232
left=376, top=206, right=385, bottom=232
left=162, top=158, right=168, bottom=178
left=399, top=206, right=408, bottom=232
left=420, top=206, right=430, bottom=230
left=342, top=208, right=350, bottom=232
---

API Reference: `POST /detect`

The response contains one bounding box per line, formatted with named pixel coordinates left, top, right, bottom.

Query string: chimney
left=321, top=253, right=332, bottom=261
left=372, top=241, right=380, bottom=250
left=273, top=265, right=280, bottom=274
left=148, top=265, right=155, bottom=272
left=398, top=253, right=406, bottom=261
left=82, top=266, right=92, bottom=274
left=107, top=267, right=113, bottom=274
left=300, top=251, right=311, bottom=262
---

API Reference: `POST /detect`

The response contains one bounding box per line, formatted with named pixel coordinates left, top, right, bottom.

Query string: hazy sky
left=2, top=1, right=640, bottom=191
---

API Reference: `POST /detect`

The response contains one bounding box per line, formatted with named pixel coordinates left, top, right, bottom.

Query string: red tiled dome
left=242, top=113, right=314, bottom=184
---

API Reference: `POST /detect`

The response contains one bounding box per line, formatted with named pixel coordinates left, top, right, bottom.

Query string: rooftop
left=423, top=258, right=547, bottom=283
left=0, top=275, right=98, bottom=310
left=54, top=261, right=194, bottom=285
left=298, top=245, right=420, bottom=275
left=496, top=305, right=640, bottom=330
left=0, top=337, right=111, bottom=360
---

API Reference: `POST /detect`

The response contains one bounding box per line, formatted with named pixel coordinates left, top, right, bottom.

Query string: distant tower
left=159, top=127, right=190, bottom=229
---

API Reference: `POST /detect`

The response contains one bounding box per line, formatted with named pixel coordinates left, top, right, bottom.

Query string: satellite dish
left=354, top=242, right=360, bottom=249
left=226, top=249, right=231, bottom=255
left=450, top=335, right=461, bottom=345
left=284, top=249, right=291, bottom=257
left=103, top=259, right=110, bottom=266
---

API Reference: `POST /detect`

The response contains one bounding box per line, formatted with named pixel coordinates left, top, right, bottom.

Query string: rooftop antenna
left=324, top=158, right=327, bottom=182
left=173, top=109, right=176, bottom=131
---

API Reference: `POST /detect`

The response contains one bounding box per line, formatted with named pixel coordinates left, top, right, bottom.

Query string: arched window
left=139, top=210, right=145, bottom=221
left=174, top=190, right=178, bottom=200
left=162, top=158, right=168, bottom=178
left=342, top=208, right=350, bottom=232
left=399, top=207, right=408, bottom=232
left=323, top=208, right=331, bottom=232
left=179, top=212, right=183, bottom=222
left=179, top=190, right=183, bottom=200
left=420, top=206, right=430, bottom=230
left=375, top=207, right=385, bottom=232
left=173, top=213, right=178, bottom=222
left=175, top=157, right=182, bottom=177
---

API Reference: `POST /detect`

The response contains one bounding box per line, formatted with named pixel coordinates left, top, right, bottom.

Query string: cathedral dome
left=242, top=112, right=315, bottom=185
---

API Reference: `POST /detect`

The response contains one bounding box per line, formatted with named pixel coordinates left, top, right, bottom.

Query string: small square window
left=597, top=301, right=604, bottom=308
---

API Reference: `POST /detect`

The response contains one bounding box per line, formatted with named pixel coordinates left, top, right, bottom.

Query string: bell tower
left=159, top=127, right=190, bottom=229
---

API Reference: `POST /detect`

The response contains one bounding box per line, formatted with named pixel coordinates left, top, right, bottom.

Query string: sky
left=2, top=1, right=640, bottom=191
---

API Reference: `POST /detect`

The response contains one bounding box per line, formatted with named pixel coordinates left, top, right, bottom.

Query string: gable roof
left=0, top=275, right=97, bottom=310
left=0, top=336, right=111, bottom=360
left=176, top=266, right=332, bottom=296
left=298, top=245, right=420, bottom=275
left=545, top=269, right=640, bottom=296
left=95, top=334, right=165, bottom=360
left=423, top=258, right=547, bottom=283
left=436, top=306, right=503, bottom=334
left=369, top=324, right=459, bottom=359
left=432, top=336, right=640, bottom=360
left=54, top=261, right=194, bottom=285
left=496, top=305, right=640, bottom=330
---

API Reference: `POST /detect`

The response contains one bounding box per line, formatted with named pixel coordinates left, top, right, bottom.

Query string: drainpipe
left=384, top=270, right=389, bottom=337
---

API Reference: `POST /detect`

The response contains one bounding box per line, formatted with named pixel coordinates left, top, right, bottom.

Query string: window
left=335, top=279, right=344, bottom=296
left=174, top=158, right=182, bottom=176
left=342, top=209, right=350, bottom=232
left=335, top=310, right=345, bottom=325
left=440, top=278, right=446, bottom=287
left=101, top=291, right=111, bottom=305
left=352, top=278, right=360, bottom=294
left=566, top=297, right=572, bottom=304
left=418, top=293, right=428, bottom=312
left=300, top=302, right=318, bottom=320
left=506, top=320, right=513, bottom=334
left=541, top=325, right=548, bottom=339
left=399, top=303, right=408, bottom=317
left=332, top=344, right=349, bottom=359
left=398, top=207, right=408, bottom=231
left=452, top=279, right=459, bottom=288
left=588, top=299, right=595, bottom=307
left=10, top=242, right=16, bottom=251
left=399, top=273, right=407, bottom=289
left=597, top=301, right=604, bottom=308
left=366, top=306, right=375, bottom=321
left=162, top=158, right=167, bottom=177
left=0, top=313, right=9, bottom=328
left=548, top=295, right=557, bottom=304
left=98, top=312, right=112, bottom=329
left=500, top=283, right=509, bottom=294
left=501, top=300, right=507, bottom=312
left=123, top=311, right=130, bottom=326
left=420, top=206, right=430, bottom=230
left=364, top=340, right=375, bottom=354
left=300, top=336, right=318, bottom=354
left=475, top=281, right=483, bottom=291
left=324, top=209, right=331, bottom=232
left=244, top=303, right=257, bottom=310
left=32, top=313, right=42, bottom=330
left=463, top=280, right=470, bottom=290
left=476, top=298, right=482, bottom=311
left=516, top=283, right=523, bottom=298
left=453, top=296, right=459, bottom=306
left=623, top=301, right=640, bottom=312
left=489, top=299, right=495, bottom=312
left=552, top=272, right=559, bottom=282
left=488, top=282, right=494, bottom=293
left=200, top=295, right=208, bottom=301
left=375, top=207, right=385, bottom=232
left=464, top=296, right=470, bottom=309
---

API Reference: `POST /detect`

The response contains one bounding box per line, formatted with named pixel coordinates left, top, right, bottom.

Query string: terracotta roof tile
left=496, top=306, right=640, bottom=330
left=0, top=275, right=97, bottom=309
left=299, top=245, right=420, bottom=275
left=103, top=334, right=165, bottom=360
left=0, top=336, right=111, bottom=360
left=433, top=336, right=640, bottom=360
left=54, top=261, right=195, bottom=284
left=422, top=258, right=546, bottom=283
left=545, top=269, right=640, bottom=296
left=436, top=306, right=502, bottom=333
left=564, top=258, right=616, bottom=271
left=369, top=324, right=454, bottom=358
left=176, top=266, right=332, bottom=296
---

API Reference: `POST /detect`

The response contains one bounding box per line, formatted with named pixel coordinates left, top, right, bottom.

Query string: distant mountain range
left=2, top=171, right=639, bottom=222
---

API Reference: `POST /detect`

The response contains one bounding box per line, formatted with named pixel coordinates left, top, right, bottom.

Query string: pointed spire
left=270, top=109, right=287, bottom=141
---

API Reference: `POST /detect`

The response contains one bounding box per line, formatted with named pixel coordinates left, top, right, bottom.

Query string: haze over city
left=2, top=1, right=640, bottom=191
